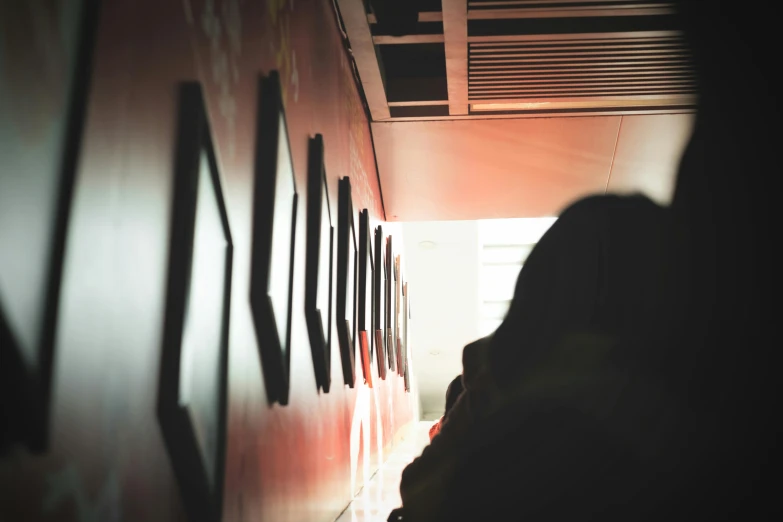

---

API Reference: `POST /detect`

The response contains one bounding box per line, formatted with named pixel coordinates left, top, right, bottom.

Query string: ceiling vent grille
left=336, top=0, right=695, bottom=120
left=467, top=0, right=676, bottom=17
left=468, top=32, right=695, bottom=111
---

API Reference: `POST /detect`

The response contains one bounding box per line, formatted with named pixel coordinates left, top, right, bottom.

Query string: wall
left=0, top=0, right=415, bottom=521
left=402, top=221, right=481, bottom=417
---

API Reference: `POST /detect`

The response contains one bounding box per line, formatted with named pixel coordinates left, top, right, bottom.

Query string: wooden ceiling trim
left=471, top=85, right=694, bottom=94
left=469, top=41, right=683, bottom=51
left=367, top=12, right=443, bottom=24
left=378, top=108, right=694, bottom=122
left=470, top=77, right=694, bottom=88
left=388, top=100, right=450, bottom=107
left=373, top=34, right=445, bottom=44
left=469, top=93, right=696, bottom=108
left=442, top=0, right=470, bottom=115
left=336, top=0, right=391, bottom=120
left=470, top=60, right=691, bottom=70
left=470, top=91, right=695, bottom=101
left=469, top=69, right=693, bottom=80
left=468, top=0, right=673, bottom=6
left=466, top=6, right=676, bottom=19
left=470, top=54, right=689, bottom=65
left=470, top=80, right=694, bottom=92
left=468, top=30, right=681, bottom=43
left=469, top=48, right=689, bottom=59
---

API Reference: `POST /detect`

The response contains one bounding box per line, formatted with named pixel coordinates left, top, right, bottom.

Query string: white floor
left=335, top=421, right=434, bottom=522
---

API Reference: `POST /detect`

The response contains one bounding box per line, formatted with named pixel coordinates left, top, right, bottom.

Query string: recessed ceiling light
left=419, top=240, right=436, bottom=249
left=429, top=350, right=440, bottom=356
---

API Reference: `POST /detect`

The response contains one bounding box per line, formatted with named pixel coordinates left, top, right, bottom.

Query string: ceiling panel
left=373, top=116, right=621, bottom=221
left=338, top=0, right=695, bottom=120
left=606, top=113, right=694, bottom=204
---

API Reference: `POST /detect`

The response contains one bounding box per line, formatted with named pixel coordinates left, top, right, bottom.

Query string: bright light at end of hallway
left=478, top=217, right=558, bottom=246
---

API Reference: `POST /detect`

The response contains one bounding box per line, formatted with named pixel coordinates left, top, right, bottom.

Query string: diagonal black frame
left=157, top=82, right=233, bottom=522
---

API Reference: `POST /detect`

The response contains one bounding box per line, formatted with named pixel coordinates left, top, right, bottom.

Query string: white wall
left=402, top=217, right=559, bottom=419
left=402, top=220, right=481, bottom=418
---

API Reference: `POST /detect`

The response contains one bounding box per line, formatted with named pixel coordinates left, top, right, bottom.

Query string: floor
left=335, top=421, right=433, bottom=522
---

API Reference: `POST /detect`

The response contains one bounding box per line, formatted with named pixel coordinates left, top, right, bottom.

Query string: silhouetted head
left=444, top=375, right=464, bottom=416
left=488, top=194, right=671, bottom=394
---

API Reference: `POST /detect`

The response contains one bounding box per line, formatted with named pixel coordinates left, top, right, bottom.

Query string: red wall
left=0, top=0, right=415, bottom=520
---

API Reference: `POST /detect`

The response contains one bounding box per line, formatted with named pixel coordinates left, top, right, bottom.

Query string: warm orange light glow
left=471, top=94, right=697, bottom=112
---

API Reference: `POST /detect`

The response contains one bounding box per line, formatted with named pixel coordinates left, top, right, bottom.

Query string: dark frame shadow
left=305, top=134, right=333, bottom=394
left=249, top=71, right=299, bottom=406
left=157, top=82, right=233, bottom=522
left=0, top=0, right=101, bottom=454
left=374, top=225, right=387, bottom=380
left=336, top=177, right=357, bottom=387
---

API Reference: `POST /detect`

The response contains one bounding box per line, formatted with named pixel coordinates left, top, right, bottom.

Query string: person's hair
left=444, top=374, right=465, bottom=415
left=488, top=194, right=670, bottom=393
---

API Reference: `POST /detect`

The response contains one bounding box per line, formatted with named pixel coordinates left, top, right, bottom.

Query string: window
left=477, top=218, right=557, bottom=337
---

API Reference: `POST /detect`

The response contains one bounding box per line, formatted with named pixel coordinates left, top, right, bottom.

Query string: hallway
left=336, top=421, right=433, bottom=522
left=4, top=1, right=772, bottom=521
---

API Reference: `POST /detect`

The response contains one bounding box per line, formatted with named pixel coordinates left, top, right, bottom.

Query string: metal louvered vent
left=467, top=0, right=677, bottom=17
left=336, top=0, right=696, bottom=121
left=468, top=32, right=695, bottom=111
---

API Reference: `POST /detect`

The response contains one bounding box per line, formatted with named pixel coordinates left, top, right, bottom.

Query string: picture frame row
left=156, top=71, right=413, bottom=521
left=1, top=61, right=413, bottom=522
left=244, top=72, right=412, bottom=406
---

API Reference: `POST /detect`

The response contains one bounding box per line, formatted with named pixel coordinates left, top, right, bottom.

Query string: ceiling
left=375, top=113, right=694, bottom=221
left=334, top=0, right=697, bottom=222
left=335, top=0, right=696, bottom=121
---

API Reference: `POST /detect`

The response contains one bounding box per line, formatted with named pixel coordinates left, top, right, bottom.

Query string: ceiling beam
left=442, top=0, right=469, bottom=115
left=467, top=5, right=676, bottom=20
left=378, top=108, right=695, bottom=122
left=366, top=3, right=676, bottom=20
left=337, top=0, right=391, bottom=120
left=469, top=93, right=696, bottom=111
left=468, top=31, right=681, bottom=44
left=373, top=34, right=445, bottom=44
left=367, top=12, right=443, bottom=23
left=388, top=100, right=450, bottom=107
left=469, top=0, right=673, bottom=4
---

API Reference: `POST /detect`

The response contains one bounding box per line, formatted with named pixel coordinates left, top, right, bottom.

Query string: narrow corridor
left=336, top=421, right=433, bottom=522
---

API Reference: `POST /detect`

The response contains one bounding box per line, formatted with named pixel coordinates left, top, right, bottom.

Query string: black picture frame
left=358, top=210, right=373, bottom=336
left=403, top=357, right=411, bottom=392
left=336, top=177, right=357, bottom=387
left=358, top=210, right=374, bottom=386
left=305, top=135, right=333, bottom=394
left=250, top=71, right=298, bottom=406
left=403, top=281, right=410, bottom=392
left=395, top=255, right=404, bottom=376
left=158, top=83, right=233, bottom=522
left=0, top=0, right=100, bottom=453
left=373, top=226, right=387, bottom=380
left=385, top=236, right=396, bottom=373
